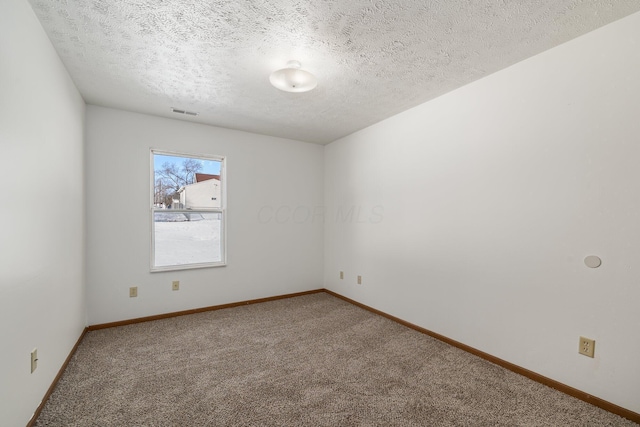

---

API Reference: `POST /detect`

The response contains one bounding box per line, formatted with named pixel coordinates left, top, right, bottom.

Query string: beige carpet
left=35, top=293, right=636, bottom=426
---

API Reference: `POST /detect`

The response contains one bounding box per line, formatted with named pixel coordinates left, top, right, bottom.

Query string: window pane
left=154, top=212, right=222, bottom=267
left=151, top=150, right=225, bottom=271
left=153, top=153, right=222, bottom=209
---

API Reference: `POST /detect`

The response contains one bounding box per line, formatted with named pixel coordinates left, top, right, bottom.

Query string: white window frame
left=150, top=149, right=227, bottom=272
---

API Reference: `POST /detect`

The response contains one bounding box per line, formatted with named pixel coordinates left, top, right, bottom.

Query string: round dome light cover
left=270, top=61, right=317, bottom=93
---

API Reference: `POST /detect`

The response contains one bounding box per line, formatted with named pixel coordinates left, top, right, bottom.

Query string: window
left=151, top=150, right=226, bottom=271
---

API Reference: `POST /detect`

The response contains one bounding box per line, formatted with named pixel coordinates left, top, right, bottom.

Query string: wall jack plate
left=172, top=281, right=180, bottom=291
left=129, top=287, right=138, bottom=298
left=357, top=275, right=362, bottom=285
left=579, top=336, right=595, bottom=358
left=31, top=348, right=38, bottom=373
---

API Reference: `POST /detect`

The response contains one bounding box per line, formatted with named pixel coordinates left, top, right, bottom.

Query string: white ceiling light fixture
left=269, top=60, right=317, bottom=93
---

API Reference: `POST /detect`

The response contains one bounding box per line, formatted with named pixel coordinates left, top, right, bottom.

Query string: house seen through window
left=151, top=150, right=226, bottom=271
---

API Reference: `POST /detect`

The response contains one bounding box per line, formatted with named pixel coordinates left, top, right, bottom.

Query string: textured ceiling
left=28, top=0, right=640, bottom=144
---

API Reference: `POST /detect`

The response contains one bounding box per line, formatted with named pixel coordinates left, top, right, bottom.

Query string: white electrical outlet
left=579, top=336, right=595, bottom=358
left=129, top=287, right=138, bottom=297
left=339, top=271, right=344, bottom=279
left=357, top=275, right=362, bottom=285
left=31, top=348, right=38, bottom=373
left=172, top=280, right=180, bottom=291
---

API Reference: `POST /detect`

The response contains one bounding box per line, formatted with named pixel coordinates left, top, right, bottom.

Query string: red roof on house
left=195, top=173, right=220, bottom=183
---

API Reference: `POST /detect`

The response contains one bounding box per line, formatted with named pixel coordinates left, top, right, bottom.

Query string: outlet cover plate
left=31, top=348, right=37, bottom=373
left=129, top=287, right=138, bottom=297
left=172, top=281, right=180, bottom=291
left=579, top=336, right=595, bottom=358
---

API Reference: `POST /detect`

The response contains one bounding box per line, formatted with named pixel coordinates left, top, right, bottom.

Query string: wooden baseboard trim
left=323, top=289, right=640, bottom=425
left=27, top=327, right=88, bottom=427
left=88, top=289, right=324, bottom=331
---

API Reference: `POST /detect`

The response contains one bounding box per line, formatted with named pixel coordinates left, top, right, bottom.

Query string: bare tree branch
left=154, top=158, right=203, bottom=207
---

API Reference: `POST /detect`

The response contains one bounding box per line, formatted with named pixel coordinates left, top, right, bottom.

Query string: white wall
left=0, top=0, right=86, bottom=425
left=324, top=12, right=640, bottom=413
left=86, top=106, right=324, bottom=324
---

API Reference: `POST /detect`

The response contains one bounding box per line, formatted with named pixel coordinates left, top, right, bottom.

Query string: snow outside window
left=151, top=150, right=226, bottom=271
